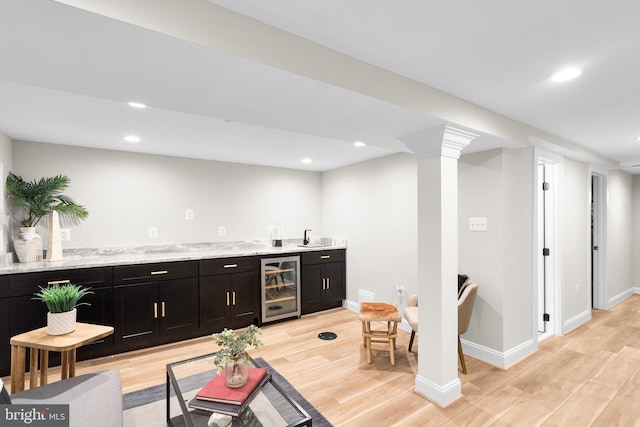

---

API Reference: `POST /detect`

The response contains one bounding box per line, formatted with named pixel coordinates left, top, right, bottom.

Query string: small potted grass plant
left=212, top=325, right=263, bottom=388
left=33, top=283, right=93, bottom=335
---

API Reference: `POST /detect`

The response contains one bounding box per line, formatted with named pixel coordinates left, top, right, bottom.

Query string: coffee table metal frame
left=166, top=351, right=312, bottom=427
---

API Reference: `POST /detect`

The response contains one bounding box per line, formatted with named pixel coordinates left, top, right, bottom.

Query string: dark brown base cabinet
left=0, top=267, right=113, bottom=376
left=301, top=249, right=346, bottom=315
left=0, top=250, right=345, bottom=376
left=199, top=257, right=260, bottom=333
left=113, top=262, right=200, bottom=352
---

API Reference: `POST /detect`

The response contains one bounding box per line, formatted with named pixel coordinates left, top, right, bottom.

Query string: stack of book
left=188, top=368, right=271, bottom=416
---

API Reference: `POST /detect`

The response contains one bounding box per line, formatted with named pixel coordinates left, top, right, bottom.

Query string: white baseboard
left=609, top=287, right=635, bottom=309
left=563, top=308, right=591, bottom=334
left=461, top=337, right=536, bottom=370
left=414, top=375, right=461, bottom=408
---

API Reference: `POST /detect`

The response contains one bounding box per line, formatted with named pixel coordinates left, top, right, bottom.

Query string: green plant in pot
left=6, top=172, right=89, bottom=263
left=33, top=283, right=93, bottom=335
left=212, top=325, right=263, bottom=388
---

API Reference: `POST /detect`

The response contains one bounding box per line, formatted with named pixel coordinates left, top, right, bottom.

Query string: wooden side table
left=10, top=322, right=114, bottom=393
left=359, top=302, right=402, bottom=365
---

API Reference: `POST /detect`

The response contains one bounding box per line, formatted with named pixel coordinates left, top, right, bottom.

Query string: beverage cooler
left=261, top=255, right=300, bottom=323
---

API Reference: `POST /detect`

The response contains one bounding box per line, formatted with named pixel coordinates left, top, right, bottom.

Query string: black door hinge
left=543, top=248, right=550, bottom=256
left=543, top=313, right=550, bottom=322
left=542, top=182, right=550, bottom=191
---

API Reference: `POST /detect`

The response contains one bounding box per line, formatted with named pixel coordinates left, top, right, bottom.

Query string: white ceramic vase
left=47, top=308, right=77, bottom=335
left=13, top=227, right=43, bottom=263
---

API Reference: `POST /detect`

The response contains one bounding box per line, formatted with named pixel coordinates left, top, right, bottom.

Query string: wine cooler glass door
left=261, top=256, right=301, bottom=323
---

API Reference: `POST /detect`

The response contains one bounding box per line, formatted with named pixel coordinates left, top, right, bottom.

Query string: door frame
left=589, top=168, right=608, bottom=310
left=533, top=149, right=564, bottom=339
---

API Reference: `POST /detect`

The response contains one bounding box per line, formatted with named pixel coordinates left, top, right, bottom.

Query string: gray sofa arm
left=11, top=370, right=123, bottom=427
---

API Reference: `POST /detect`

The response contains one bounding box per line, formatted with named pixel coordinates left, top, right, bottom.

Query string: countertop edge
left=0, top=242, right=346, bottom=275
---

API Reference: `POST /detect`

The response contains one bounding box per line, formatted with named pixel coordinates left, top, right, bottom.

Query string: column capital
left=399, top=125, right=478, bottom=160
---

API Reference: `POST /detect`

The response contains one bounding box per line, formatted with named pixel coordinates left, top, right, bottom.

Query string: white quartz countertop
left=0, top=239, right=346, bottom=275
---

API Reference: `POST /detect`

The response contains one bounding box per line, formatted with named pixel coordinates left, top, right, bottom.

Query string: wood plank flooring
left=5, top=295, right=640, bottom=426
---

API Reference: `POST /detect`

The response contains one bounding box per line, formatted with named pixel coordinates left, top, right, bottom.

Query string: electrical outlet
left=397, top=284, right=405, bottom=296
left=185, top=209, right=194, bottom=220
left=148, top=227, right=158, bottom=238
left=218, top=226, right=226, bottom=237
left=60, top=228, right=71, bottom=241
left=469, top=217, right=488, bottom=231
left=576, top=283, right=580, bottom=295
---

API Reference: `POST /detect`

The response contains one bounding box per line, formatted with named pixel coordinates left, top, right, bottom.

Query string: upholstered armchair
left=457, top=280, right=478, bottom=374
left=403, top=278, right=478, bottom=374
left=404, top=294, right=419, bottom=352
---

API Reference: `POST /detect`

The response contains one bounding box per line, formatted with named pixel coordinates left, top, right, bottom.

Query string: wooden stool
left=359, top=302, right=402, bottom=365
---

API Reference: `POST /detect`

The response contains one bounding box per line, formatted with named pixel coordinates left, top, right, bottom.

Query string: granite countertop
left=0, top=238, right=346, bottom=275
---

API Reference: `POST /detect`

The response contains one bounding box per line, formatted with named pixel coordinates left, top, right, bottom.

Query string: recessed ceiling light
left=302, top=158, right=312, bottom=164
left=550, top=67, right=582, bottom=82
left=127, top=101, right=147, bottom=109
left=123, top=135, right=141, bottom=143
left=354, top=141, right=366, bottom=148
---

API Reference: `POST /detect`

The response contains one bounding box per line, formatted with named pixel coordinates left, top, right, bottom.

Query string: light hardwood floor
left=5, top=295, right=640, bottom=426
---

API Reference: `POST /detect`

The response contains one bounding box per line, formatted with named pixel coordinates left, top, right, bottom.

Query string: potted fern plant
left=6, top=172, right=88, bottom=263
left=33, top=283, right=93, bottom=335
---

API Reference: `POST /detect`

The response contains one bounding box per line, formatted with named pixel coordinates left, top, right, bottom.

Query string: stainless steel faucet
left=303, top=229, right=312, bottom=245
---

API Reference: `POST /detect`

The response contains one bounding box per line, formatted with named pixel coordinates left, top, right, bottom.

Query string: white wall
left=11, top=140, right=322, bottom=248
left=321, top=153, right=418, bottom=311
left=607, top=169, right=634, bottom=304
left=0, top=130, right=12, bottom=252
left=633, top=174, right=640, bottom=288
left=563, top=159, right=590, bottom=320
left=458, top=148, right=533, bottom=353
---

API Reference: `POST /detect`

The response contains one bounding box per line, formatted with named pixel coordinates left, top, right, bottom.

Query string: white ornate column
left=400, top=125, right=477, bottom=407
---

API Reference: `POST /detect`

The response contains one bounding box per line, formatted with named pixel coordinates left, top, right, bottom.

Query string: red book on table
left=195, top=368, right=269, bottom=405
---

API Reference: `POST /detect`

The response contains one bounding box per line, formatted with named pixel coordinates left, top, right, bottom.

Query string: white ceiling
left=1, top=0, right=639, bottom=172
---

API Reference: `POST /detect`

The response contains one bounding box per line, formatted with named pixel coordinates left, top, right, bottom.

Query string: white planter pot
left=13, top=227, right=43, bottom=263
left=47, top=308, right=77, bottom=335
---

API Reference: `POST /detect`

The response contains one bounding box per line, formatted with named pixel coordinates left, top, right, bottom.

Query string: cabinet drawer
left=114, top=261, right=197, bottom=284
left=0, top=267, right=113, bottom=298
left=200, top=257, right=258, bottom=276
left=301, top=249, right=345, bottom=265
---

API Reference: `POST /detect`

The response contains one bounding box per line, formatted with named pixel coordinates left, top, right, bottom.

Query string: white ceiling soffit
left=208, top=0, right=640, bottom=170
left=0, top=0, right=529, bottom=171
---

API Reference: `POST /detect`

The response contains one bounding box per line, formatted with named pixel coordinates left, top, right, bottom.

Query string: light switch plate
left=469, top=217, right=488, bottom=232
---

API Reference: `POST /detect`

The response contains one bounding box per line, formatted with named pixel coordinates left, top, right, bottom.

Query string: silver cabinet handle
left=226, top=292, right=230, bottom=306
left=224, top=264, right=238, bottom=269
left=320, top=255, right=331, bottom=259
left=232, top=291, right=236, bottom=306
left=162, top=301, right=166, bottom=318
left=151, top=270, right=168, bottom=275
left=326, top=277, right=330, bottom=290
left=154, top=303, right=158, bottom=319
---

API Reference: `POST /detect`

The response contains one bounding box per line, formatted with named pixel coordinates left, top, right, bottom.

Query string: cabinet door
left=301, top=264, right=325, bottom=315
left=114, top=282, right=159, bottom=351
left=76, top=287, right=114, bottom=361
left=0, top=296, right=49, bottom=376
left=160, top=278, right=199, bottom=337
left=323, top=262, right=346, bottom=308
left=199, top=275, right=229, bottom=333
left=229, top=271, right=259, bottom=328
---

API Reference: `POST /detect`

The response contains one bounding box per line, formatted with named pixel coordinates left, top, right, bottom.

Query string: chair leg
left=458, top=336, right=467, bottom=374
left=408, top=330, right=416, bottom=352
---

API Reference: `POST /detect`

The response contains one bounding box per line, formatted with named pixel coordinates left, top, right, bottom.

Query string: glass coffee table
left=166, top=352, right=312, bottom=426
